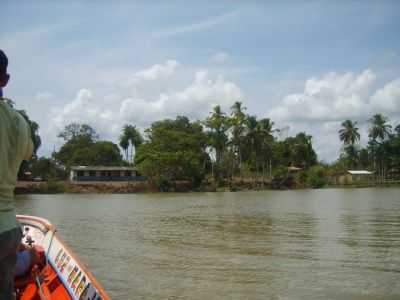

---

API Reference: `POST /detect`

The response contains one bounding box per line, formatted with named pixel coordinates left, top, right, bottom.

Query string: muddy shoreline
left=15, top=180, right=398, bottom=194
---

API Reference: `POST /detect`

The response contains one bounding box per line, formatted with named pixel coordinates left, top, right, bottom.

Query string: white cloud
left=370, top=78, right=400, bottom=114
left=268, top=69, right=376, bottom=122
left=45, top=61, right=243, bottom=152
left=42, top=65, right=400, bottom=162
left=119, top=70, right=242, bottom=123
left=267, top=69, right=400, bottom=161
left=126, top=60, right=179, bottom=83
left=49, top=89, right=116, bottom=140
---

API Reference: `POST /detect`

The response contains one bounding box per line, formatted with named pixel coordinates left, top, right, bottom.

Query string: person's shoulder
left=0, top=98, right=15, bottom=119
left=0, top=97, right=16, bottom=107
left=0, top=97, right=16, bottom=113
left=0, top=98, right=28, bottom=128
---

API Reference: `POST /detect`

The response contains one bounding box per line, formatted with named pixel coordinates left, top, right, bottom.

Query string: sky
left=1, top=1, right=400, bottom=162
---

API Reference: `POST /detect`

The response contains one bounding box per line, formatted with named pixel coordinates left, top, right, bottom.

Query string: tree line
left=22, top=102, right=400, bottom=190
left=337, top=114, right=400, bottom=181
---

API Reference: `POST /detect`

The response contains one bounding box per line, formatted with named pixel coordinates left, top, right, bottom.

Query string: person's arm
left=24, top=134, right=33, bottom=160
left=21, top=115, right=34, bottom=160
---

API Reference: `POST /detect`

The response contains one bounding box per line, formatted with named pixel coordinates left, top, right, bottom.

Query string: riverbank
left=15, top=180, right=156, bottom=194
left=14, top=179, right=400, bottom=194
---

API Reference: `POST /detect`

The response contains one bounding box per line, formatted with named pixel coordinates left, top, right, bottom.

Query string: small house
left=338, top=170, right=374, bottom=185
left=70, top=166, right=146, bottom=182
left=287, top=166, right=302, bottom=173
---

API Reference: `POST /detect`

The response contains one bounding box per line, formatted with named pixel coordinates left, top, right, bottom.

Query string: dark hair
left=0, top=50, right=8, bottom=76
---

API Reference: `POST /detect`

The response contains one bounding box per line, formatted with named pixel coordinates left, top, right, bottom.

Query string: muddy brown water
left=15, top=188, right=400, bottom=299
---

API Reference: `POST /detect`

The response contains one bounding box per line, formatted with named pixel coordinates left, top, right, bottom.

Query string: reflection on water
left=15, top=188, right=400, bottom=299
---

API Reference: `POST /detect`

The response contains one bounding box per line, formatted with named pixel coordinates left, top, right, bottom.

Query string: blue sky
left=1, top=1, right=400, bottom=161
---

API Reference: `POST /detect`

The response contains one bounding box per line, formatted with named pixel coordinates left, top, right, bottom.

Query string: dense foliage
left=135, top=116, right=208, bottom=189
left=18, top=102, right=400, bottom=191
left=336, top=114, right=400, bottom=181
left=53, top=124, right=123, bottom=168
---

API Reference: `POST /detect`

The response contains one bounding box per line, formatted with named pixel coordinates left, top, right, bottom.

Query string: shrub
left=307, top=165, right=327, bottom=188
left=295, top=171, right=308, bottom=185
left=37, top=180, right=66, bottom=193
left=155, top=176, right=171, bottom=192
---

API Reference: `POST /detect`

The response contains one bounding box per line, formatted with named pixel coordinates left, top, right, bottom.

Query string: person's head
left=0, top=49, right=10, bottom=90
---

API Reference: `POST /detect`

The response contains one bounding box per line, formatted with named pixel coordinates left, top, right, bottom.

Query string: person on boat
left=15, top=244, right=45, bottom=277
left=0, top=49, right=33, bottom=299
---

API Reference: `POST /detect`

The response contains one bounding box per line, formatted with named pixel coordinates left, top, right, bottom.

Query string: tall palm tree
left=368, top=114, right=392, bottom=143
left=245, top=115, right=258, bottom=152
left=204, top=105, right=230, bottom=170
left=244, top=115, right=259, bottom=176
left=230, top=101, right=247, bottom=174
left=339, top=120, right=360, bottom=145
left=368, top=114, right=392, bottom=179
left=121, top=125, right=143, bottom=164
left=119, top=134, right=129, bottom=161
left=257, top=118, right=274, bottom=139
left=339, top=120, right=360, bottom=168
left=244, top=116, right=275, bottom=178
left=257, top=118, right=274, bottom=178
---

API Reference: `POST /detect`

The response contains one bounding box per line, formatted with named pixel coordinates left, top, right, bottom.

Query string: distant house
left=70, top=166, right=147, bottom=182
left=338, top=170, right=374, bottom=185
left=287, top=166, right=302, bottom=172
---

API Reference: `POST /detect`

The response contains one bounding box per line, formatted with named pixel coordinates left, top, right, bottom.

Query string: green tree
left=339, top=120, right=360, bottom=145
left=229, top=101, right=247, bottom=176
left=120, top=125, right=143, bottom=163
left=395, top=124, right=400, bottom=136
left=255, top=118, right=274, bottom=177
left=286, top=132, right=317, bottom=169
left=271, top=132, right=317, bottom=171
left=307, top=165, right=328, bottom=188
left=119, top=134, right=130, bottom=161
left=30, top=157, right=67, bottom=180
left=243, top=116, right=275, bottom=178
left=339, top=120, right=360, bottom=167
left=243, top=115, right=258, bottom=170
left=204, top=105, right=230, bottom=180
left=54, top=123, right=123, bottom=167
left=386, top=124, right=400, bottom=173
left=54, top=134, right=93, bottom=166
left=368, top=114, right=392, bottom=179
left=91, top=141, right=123, bottom=166
left=58, top=123, right=99, bottom=142
left=135, top=116, right=208, bottom=190
left=368, top=114, right=392, bottom=142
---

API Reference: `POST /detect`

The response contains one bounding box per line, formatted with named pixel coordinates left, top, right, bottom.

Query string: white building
left=70, top=166, right=146, bottom=182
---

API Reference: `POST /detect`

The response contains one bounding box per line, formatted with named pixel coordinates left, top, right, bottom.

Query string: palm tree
left=204, top=105, right=230, bottom=166
left=119, top=134, right=129, bottom=161
left=244, top=115, right=258, bottom=178
left=120, top=125, right=143, bottom=164
left=368, top=114, right=392, bottom=143
left=257, top=118, right=274, bottom=178
left=339, top=120, right=360, bottom=146
left=245, top=115, right=258, bottom=153
left=244, top=116, right=275, bottom=179
left=368, top=114, right=392, bottom=180
left=230, top=101, right=247, bottom=176
left=339, top=120, right=360, bottom=168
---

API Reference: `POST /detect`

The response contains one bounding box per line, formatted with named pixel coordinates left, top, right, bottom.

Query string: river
left=15, top=188, right=400, bottom=300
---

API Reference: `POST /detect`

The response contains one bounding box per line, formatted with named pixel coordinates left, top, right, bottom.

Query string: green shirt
left=0, top=98, right=33, bottom=234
